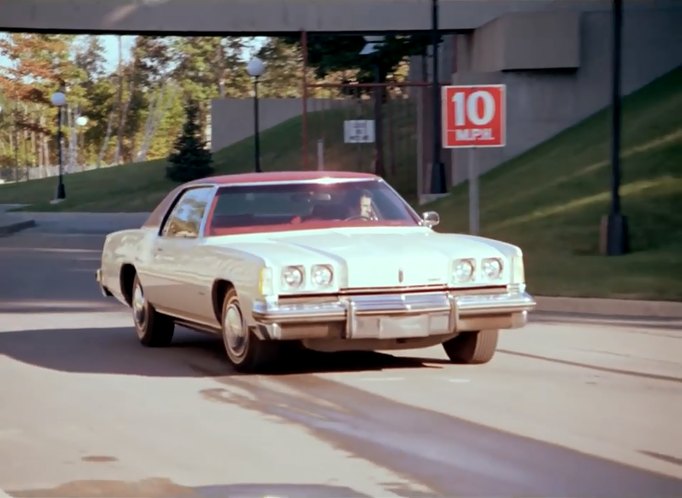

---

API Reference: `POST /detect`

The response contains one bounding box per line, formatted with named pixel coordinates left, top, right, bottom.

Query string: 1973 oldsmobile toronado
left=96, top=171, right=536, bottom=372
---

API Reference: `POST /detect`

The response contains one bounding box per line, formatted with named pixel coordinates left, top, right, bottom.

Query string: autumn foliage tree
left=0, top=33, right=349, bottom=181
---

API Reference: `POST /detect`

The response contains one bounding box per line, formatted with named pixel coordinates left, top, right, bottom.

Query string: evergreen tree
left=166, top=101, right=213, bottom=182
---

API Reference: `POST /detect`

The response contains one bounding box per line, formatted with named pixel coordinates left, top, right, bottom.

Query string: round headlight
left=453, top=259, right=475, bottom=282
left=282, top=266, right=304, bottom=288
left=482, top=258, right=503, bottom=279
left=312, top=265, right=333, bottom=287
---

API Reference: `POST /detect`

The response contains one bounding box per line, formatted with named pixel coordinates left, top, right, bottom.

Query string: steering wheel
left=344, top=215, right=372, bottom=221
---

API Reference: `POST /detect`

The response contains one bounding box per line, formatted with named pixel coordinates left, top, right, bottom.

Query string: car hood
left=211, top=227, right=518, bottom=289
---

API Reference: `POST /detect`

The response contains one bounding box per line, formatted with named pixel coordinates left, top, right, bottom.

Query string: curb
left=534, top=295, right=682, bottom=319
left=0, top=219, right=36, bottom=237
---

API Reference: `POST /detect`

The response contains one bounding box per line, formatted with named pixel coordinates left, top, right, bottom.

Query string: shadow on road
left=0, top=326, right=447, bottom=378
left=8, top=478, right=379, bottom=498
left=199, top=373, right=682, bottom=498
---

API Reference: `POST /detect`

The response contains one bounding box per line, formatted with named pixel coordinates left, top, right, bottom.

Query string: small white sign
left=344, top=120, right=375, bottom=143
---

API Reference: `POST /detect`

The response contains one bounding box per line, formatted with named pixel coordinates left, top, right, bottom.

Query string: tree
left=169, top=36, right=252, bottom=141
left=166, top=101, right=213, bottom=182
left=0, top=33, right=80, bottom=176
left=283, top=34, right=435, bottom=86
left=256, top=37, right=304, bottom=98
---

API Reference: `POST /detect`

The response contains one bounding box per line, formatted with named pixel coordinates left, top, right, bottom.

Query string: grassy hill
left=1, top=68, right=680, bottom=300
left=425, top=68, right=681, bottom=300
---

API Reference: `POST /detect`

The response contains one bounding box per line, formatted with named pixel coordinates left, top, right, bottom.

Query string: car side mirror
left=421, top=211, right=440, bottom=228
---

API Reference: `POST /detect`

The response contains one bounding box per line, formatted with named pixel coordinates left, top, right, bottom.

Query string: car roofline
left=205, top=177, right=380, bottom=188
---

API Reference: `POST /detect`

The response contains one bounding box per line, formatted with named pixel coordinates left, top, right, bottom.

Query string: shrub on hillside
left=166, top=101, right=213, bottom=182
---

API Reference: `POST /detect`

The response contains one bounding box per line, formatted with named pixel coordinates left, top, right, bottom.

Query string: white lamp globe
left=76, top=116, right=88, bottom=127
left=246, top=57, right=265, bottom=77
left=50, top=91, right=66, bottom=107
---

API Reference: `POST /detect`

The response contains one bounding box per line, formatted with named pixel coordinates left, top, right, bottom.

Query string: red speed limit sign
left=441, top=84, right=506, bottom=148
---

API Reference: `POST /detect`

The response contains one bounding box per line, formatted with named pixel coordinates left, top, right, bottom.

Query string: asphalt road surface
left=1, top=226, right=681, bottom=498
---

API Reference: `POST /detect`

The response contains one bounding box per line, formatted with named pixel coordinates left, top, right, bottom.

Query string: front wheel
left=442, top=329, right=499, bottom=364
left=221, top=288, right=279, bottom=372
left=132, top=274, right=174, bottom=347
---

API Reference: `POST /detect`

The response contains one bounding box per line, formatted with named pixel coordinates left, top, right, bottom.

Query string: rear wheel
left=443, top=329, right=498, bottom=364
left=221, top=288, right=279, bottom=372
left=132, top=274, right=174, bottom=347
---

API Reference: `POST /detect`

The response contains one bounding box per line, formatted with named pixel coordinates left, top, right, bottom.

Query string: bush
left=166, top=101, right=213, bottom=182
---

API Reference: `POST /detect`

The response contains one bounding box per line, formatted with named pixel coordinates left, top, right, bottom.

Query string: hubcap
left=223, top=303, right=248, bottom=360
left=132, top=282, right=147, bottom=330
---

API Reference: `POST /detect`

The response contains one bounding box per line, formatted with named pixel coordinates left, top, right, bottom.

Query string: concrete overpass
left=0, top=0, right=634, bottom=35
left=2, top=0, right=680, bottom=196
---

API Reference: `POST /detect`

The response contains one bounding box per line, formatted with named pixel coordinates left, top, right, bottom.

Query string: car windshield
left=206, top=179, right=420, bottom=236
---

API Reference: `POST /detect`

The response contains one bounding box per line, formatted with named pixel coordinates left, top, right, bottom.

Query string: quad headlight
left=452, top=258, right=475, bottom=282
left=482, top=257, right=503, bottom=280
left=311, top=264, right=333, bottom=287
left=281, top=265, right=304, bottom=289
left=280, top=264, right=334, bottom=290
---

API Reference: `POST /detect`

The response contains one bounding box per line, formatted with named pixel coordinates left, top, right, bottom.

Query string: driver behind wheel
left=346, top=189, right=377, bottom=220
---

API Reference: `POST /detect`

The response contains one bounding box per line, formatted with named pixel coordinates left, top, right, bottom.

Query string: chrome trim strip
left=336, top=285, right=507, bottom=295
left=338, top=284, right=448, bottom=295
left=456, top=292, right=536, bottom=315
left=252, top=301, right=346, bottom=324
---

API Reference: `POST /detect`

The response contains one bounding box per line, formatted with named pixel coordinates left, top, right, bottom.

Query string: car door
left=145, top=185, right=216, bottom=323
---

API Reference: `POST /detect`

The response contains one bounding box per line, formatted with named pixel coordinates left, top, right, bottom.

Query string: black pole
left=373, top=62, right=385, bottom=177
left=56, top=106, right=65, bottom=199
left=611, top=0, right=622, bottom=217
left=429, top=0, right=446, bottom=194
left=253, top=76, right=262, bottom=173
left=601, top=0, right=628, bottom=255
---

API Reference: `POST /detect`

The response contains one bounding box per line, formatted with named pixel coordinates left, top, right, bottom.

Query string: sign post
left=441, top=84, right=506, bottom=235
left=468, top=147, right=479, bottom=234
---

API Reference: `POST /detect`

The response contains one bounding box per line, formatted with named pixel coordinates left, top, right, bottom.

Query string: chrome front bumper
left=252, top=288, right=536, bottom=340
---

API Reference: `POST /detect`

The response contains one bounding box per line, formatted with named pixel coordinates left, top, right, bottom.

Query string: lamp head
left=246, top=57, right=265, bottom=77
left=50, top=92, right=66, bottom=107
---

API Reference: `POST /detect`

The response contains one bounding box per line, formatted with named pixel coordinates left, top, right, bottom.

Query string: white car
left=96, top=171, right=536, bottom=372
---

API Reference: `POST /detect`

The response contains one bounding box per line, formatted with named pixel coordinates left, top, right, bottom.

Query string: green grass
left=1, top=68, right=680, bottom=300
left=424, top=67, right=682, bottom=301
left=0, top=96, right=419, bottom=211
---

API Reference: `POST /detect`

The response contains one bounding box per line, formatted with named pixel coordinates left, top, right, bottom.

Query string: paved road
left=1, top=228, right=681, bottom=498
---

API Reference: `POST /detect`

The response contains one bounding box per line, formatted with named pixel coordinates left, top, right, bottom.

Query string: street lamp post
left=429, top=0, right=447, bottom=194
left=600, top=0, right=628, bottom=255
left=50, top=89, right=66, bottom=200
left=247, top=57, right=265, bottom=173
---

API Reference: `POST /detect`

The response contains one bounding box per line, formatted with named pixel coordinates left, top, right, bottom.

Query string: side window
left=161, top=187, right=213, bottom=238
